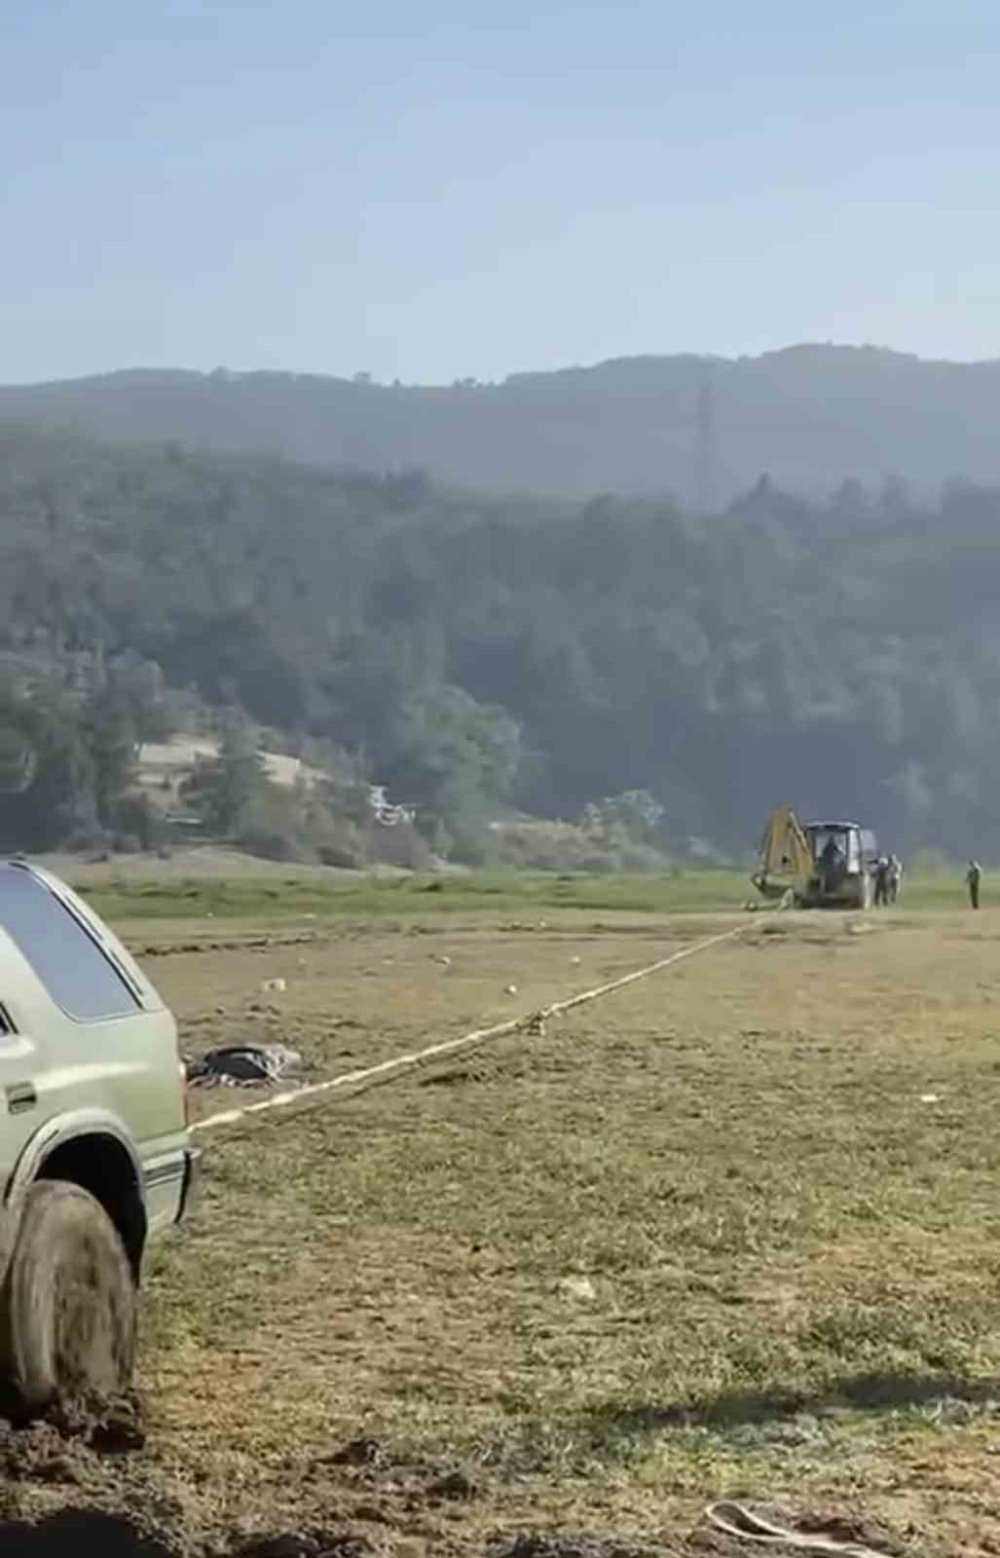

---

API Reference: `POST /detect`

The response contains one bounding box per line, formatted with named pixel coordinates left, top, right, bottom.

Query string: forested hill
left=2, top=422, right=1000, bottom=860
left=6, top=345, right=1000, bottom=502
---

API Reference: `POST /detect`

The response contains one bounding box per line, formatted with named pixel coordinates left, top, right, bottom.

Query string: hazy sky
left=4, top=0, right=998, bottom=384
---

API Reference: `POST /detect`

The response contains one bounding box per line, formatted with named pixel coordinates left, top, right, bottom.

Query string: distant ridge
left=4, top=344, right=1000, bottom=500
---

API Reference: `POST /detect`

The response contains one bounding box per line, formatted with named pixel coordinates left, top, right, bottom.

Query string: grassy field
left=47, top=852, right=986, bottom=924
left=8, top=873, right=1000, bottom=1553
left=73, top=863, right=755, bottom=922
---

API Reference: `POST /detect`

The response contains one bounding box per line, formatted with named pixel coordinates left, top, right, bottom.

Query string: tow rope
left=192, top=919, right=751, bottom=1137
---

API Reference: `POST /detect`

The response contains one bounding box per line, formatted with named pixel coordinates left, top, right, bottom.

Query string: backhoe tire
left=0, top=1181, right=136, bottom=1416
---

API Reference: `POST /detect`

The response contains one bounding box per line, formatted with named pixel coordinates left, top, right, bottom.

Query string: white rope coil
left=705, top=1501, right=892, bottom=1555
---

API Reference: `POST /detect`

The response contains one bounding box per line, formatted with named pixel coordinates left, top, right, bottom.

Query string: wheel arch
left=6, top=1113, right=147, bottom=1281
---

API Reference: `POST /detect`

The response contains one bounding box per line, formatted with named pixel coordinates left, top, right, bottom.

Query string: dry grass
left=74, top=902, right=1000, bottom=1553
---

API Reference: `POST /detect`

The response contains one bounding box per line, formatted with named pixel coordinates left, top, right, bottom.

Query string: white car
left=0, top=861, right=197, bottom=1412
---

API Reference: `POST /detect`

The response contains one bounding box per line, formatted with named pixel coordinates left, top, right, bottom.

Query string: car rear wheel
left=0, top=1180, right=136, bottom=1415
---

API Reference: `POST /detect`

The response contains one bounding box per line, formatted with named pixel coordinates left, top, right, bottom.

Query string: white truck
left=0, top=861, right=197, bottom=1414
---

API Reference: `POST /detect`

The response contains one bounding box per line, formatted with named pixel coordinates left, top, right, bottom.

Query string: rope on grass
left=705, top=1501, right=891, bottom=1556
left=192, top=920, right=752, bottom=1137
left=190, top=912, right=899, bottom=1557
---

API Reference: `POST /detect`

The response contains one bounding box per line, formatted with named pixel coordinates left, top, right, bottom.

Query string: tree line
left=1, top=423, right=999, bottom=861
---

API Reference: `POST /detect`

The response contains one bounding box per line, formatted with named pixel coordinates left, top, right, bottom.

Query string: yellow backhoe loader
left=752, top=805, right=878, bottom=910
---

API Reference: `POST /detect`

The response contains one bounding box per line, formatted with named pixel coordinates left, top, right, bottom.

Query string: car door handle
left=5, top=1082, right=36, bottom=1115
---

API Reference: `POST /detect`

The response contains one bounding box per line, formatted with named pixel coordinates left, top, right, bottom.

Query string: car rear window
left=0, top=865, right=140, bottom=1021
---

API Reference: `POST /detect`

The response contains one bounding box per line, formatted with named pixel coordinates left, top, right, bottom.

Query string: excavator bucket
left=751, top=804, right=814, bottom=901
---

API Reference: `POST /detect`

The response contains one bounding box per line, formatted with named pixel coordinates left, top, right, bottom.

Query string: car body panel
left=0, top=863, right=192, bottom=1241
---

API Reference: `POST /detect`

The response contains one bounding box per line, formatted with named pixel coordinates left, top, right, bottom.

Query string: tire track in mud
left=132, top=932, right=331, bottom=959
left=129, top=918, right=732, bottom=960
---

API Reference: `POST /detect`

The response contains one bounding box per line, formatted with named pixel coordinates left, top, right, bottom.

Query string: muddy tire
left=0, top=1181, right=136, bottom=1415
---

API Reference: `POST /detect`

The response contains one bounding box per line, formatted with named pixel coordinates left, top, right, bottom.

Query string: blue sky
left=3, top=0, right=998, bottom=383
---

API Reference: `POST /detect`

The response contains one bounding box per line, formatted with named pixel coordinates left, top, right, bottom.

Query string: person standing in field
left=888, top=853, right=902, bottom=904
left=967, top=859, right=982, bottom=909
left=873, top=856, right=890, bottom=907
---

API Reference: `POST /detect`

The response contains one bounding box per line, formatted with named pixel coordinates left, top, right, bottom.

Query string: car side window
left=0, top=865, right=140, bottom=1022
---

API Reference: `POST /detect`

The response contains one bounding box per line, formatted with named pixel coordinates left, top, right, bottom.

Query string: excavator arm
left=751, top=804, right=814, bottom=900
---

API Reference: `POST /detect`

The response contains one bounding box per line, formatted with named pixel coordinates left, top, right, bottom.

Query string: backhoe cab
left=753, top=806, right=878, bottom=910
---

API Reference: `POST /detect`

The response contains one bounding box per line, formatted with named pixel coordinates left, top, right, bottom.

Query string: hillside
left=3, top=422, right=1000, bottom=861
left=5, top=346, right=1000, bottom=502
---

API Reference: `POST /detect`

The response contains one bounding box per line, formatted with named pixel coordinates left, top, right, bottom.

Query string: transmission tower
left=694, top=381, right=717, bottom=515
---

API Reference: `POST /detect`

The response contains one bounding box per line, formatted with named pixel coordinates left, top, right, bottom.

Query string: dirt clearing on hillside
left=4, top=905, right=998, bottom=1553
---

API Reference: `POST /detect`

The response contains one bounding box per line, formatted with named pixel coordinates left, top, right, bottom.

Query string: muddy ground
left=0, top=1409, right=923, bottom=1555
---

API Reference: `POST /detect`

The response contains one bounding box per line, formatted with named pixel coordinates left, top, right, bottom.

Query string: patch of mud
left=417, top=1067, right=478, bottom=1089
left=0, top=1397, right=205, bottom=1555
left=490, top=1536, right=683, bottom=1557
left=135, top=933, right=329, bottom=960
left=232, top=1536, right=384, bottom=1557
left=0, top=1511, right=172, bottom=1556
left=0, top=1394, right=145, bottom=1481
left=0, top=1511, right=385, bottom=1557
left=307, top=1435, right=483, bottom=1507
left=0, top=1416, right=930, bottom=1558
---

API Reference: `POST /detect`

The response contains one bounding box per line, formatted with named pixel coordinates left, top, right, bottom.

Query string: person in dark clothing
left=967, top=860, right=982, bottom=909
left=818, top=834, right=844, bottom=895
left=874, top=857, right=889, bottom=907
